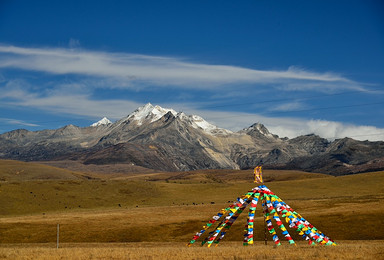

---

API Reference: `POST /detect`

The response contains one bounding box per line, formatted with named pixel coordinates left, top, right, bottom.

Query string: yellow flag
left=254, top=166, right=263, bottom=183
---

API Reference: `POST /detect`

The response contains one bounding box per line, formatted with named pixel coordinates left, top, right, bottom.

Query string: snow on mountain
left=91, top=117, right=112, bottom=127
left=128, top=103, right=178, bottom=125
left=188, top=115, right=232, bottom=135
left=127, top=103, right=231, bottom=135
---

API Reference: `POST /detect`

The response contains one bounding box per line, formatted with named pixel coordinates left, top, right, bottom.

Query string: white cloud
left=0, top=83, right=141, bottom=120
left=268, top=101, right=305, bottom=112
left=172, top=107, right=384, bottom=141
left=259, top=118, right=384, bottom=142
left=0, top=118, right=39, bottom=127
left=0, top=44, right=381, bottom=141
left=0, top=44, right=361, bottom=90
left=305, top=120, right=384, bottom=141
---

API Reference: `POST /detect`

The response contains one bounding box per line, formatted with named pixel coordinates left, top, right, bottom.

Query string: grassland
left=1, top=241, right=383, bottom=260
left=0, top=159, right=384, bottom=259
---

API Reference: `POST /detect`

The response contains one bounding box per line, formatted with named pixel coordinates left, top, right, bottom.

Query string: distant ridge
left=1, top=103, right=384, bottom=175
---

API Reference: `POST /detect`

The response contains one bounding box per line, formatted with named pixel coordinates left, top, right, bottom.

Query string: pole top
left=254, top=165, right=263, bottom=184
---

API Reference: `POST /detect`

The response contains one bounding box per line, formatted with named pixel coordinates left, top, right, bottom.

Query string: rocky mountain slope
left=1, top=103, right=383, bottom=175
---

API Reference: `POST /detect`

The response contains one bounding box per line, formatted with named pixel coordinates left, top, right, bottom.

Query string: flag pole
left=259, top=166, right=267, bottom=245
left=254, top=165, right=267, bottom=245
left=57, top=223, right=60, bottom=249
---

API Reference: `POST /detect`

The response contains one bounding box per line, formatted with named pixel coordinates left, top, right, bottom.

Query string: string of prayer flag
left=188, top=184, right=336, bottom=247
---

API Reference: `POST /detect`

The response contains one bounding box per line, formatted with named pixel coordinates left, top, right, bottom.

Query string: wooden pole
left=57, top=224, right=60, bottom=249
left=263, top=205, right=267, bottom=245
left=262, top=177, right=267, bottom=246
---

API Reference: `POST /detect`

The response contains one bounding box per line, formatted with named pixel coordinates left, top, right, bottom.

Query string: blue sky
left=0, top=0, right=384, bottom=140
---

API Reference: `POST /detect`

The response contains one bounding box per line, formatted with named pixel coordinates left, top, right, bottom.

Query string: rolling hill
left=0, top=159, right=383, bottom=243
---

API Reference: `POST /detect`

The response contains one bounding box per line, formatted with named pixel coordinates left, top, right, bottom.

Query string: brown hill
left=0, top=159, right=83, bottom=181
left=0, top=166, right=383, bottom=243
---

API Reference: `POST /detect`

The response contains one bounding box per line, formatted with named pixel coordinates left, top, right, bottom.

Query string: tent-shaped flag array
left=188, top=185, right=336, bottom=247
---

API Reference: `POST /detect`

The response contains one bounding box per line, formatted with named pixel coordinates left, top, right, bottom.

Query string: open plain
left=0, top=160, right=384, bottom=259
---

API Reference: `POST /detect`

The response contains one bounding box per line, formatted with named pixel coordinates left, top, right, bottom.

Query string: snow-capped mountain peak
left=90, top=117, right=112, bottom=127
left=128, top=103, right=178, bottom=125
left=123, top=103, right=231, bottom=135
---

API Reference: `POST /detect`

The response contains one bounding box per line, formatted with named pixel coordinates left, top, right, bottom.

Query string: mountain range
left=1, top=103, right=384, bottom=175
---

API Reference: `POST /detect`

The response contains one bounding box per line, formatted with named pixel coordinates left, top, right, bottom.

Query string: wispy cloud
left=164, top=106, right=384, bottom=142
left=0, top=82, right=141, bottom=120
left=1, top=44, right=382, bottom=141
left=305, top=120, right=384, bottom=141
left=209, top=112, right=384, bottom=142
left=0, top=44, right=361, bottom=90
left=268, top=101, right=306, bottom=112
left=0, top=118, right=39, bottom=127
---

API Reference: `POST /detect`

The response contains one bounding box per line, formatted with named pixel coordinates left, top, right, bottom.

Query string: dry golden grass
left=0, top=160, right=82, bottom=181
left=0, top=241, right=383, bottom=260
left=0, top=162, right=332, bottom=216
left=1, top=159, right=384, bottom=259
left=1, top=171, right=383, bottom=243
